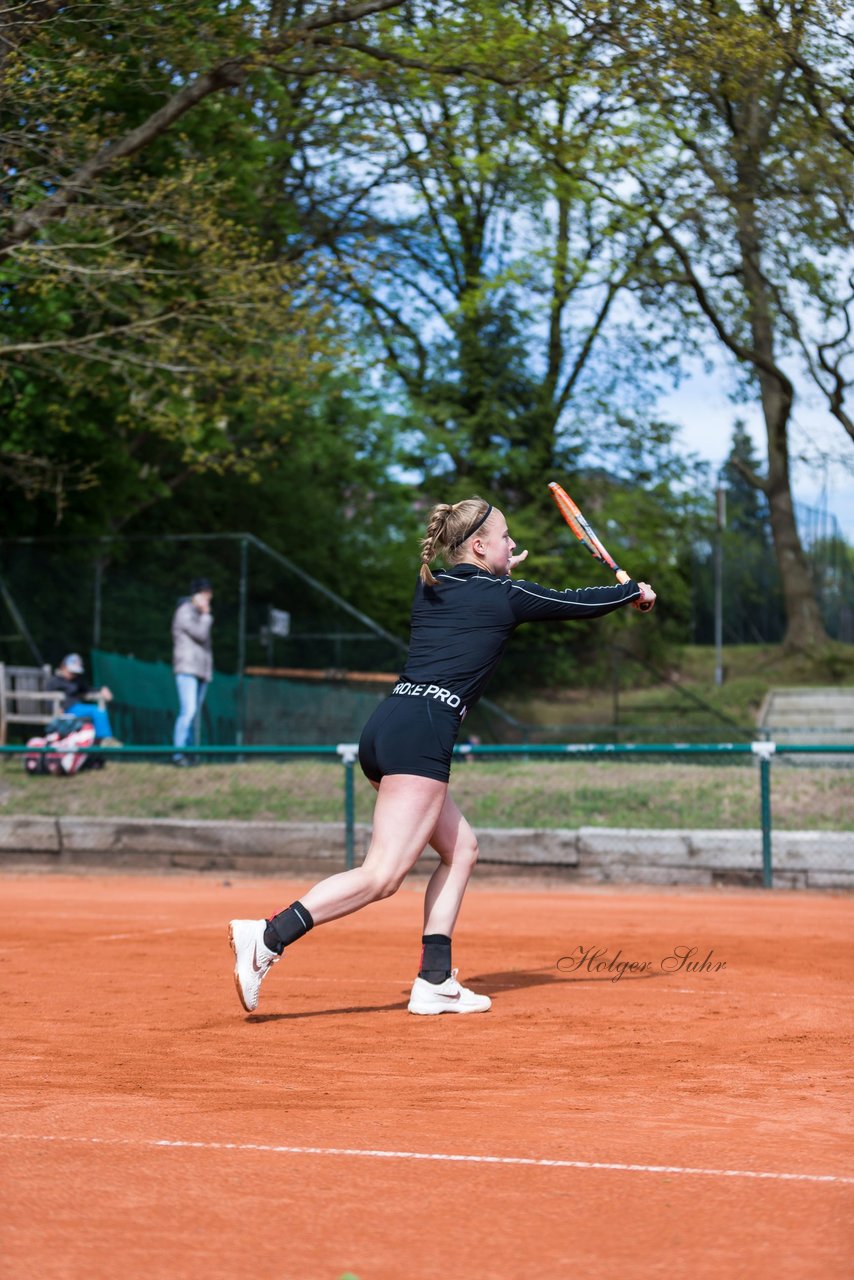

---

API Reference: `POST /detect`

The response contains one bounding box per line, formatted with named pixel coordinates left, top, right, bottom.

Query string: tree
left=598, top=0, right=854, bottom=648
left=0, top=0, right=407, bottom=255
left=719, top=421, right=785, bottom=642
left=0, top=0, right=408, bottom=525
left=237, top=1, right=711, bottom=676
left=304, top=9, right=658, bottom=501
left=0, top=0, right=576, bottom=530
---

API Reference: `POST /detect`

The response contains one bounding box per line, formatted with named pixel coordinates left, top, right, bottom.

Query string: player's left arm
left=508, top=575, right=642, bottom=622
left=511, top=551, right=655, bottom=613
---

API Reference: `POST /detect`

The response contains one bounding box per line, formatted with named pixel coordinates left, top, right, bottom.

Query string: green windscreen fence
left=242, top=675, right=385, bottom=745
left=82, top=647, right=750, bottom=748
left=91, top=650, right=386, bottom=746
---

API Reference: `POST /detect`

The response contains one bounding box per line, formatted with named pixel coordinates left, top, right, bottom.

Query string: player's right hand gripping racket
left=548, top=481, right=654, bottom=611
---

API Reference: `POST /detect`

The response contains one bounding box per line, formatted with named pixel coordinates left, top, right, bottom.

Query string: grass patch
left=3, top=645, right=849, bottom=830
left=499, top=641, right=854, bottom=739
left=1, top=757, right=850, bottom=831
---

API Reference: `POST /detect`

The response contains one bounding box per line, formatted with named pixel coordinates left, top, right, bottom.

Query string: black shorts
left=358, top=696, right=461, bottom=785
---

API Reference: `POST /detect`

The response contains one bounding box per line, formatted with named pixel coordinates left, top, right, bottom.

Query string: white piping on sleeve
left=437, top=569, right=641, bottom=609
left=508, top=582, right=642, bottom=609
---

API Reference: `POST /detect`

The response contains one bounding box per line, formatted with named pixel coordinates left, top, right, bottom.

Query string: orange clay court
left=1, top=871, right=852, bottom=1279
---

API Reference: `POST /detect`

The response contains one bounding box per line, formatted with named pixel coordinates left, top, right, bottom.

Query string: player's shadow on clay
left=244, top=966, right=665, bottom=1019
left=247, top=999, right=410, bottom=1022
left=469, top=966, right=664, bottom=990
left=245, top=973, right=548, bottom=1021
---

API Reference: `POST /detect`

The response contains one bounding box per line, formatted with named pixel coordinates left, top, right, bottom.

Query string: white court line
left=91, top=923, right=216, bottom=941
left=0, top=1133, right=850, bottom=1185
left=664, top=987, right=854, bottom=999
left=0, top=924, right=212, bottom=950
left=60, top=922, right=222, bottom=942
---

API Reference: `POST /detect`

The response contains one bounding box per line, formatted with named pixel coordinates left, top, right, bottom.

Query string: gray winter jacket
left=172, top=599, right=214, bottom=681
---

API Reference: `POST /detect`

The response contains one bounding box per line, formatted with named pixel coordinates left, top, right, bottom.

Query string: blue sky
left=658, top=369, right=854, bottom=544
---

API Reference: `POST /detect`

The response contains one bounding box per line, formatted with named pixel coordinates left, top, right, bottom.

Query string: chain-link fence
left=0, top=532, right=406, bottom=675
left=687, top=501, right=854, bottom=644
left=87, top=649, right=387, bottom=747
left=1, top=531, right=761, bottom=745
left=1, top=526, right=849, bottom=746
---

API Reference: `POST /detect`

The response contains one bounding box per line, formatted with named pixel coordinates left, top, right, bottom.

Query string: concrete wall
left=0, top=816, right=850, bottom=889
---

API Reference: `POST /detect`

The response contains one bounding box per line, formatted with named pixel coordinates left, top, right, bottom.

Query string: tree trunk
left=764, top=399, right=828, bottom=649
left=735, top=154, right=829, bottom=650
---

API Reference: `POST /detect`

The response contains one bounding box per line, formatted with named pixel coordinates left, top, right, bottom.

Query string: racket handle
left=617, top=569, right=654, bottom=612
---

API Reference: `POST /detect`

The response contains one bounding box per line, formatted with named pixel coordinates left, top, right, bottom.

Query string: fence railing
left=3, top=741, right=851, bottom=888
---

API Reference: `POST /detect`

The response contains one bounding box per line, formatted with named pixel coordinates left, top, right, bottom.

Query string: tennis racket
left=548, top=481, right=654, bottom=611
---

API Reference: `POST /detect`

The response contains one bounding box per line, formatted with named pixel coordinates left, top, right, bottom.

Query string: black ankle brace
left=264, top=901, right=314, bottom=954
left=419, top=933, right=452, bottom=984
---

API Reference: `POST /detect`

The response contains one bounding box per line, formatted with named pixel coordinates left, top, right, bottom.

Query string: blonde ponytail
left=419, top=503, right=453, bottom=585
left=419, top=497, right=493, bottom=584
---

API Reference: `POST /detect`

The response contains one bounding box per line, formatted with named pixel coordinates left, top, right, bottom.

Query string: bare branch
left=816, top=277, right=854, bottom=442
left=1, top=0, right=407, bottom=255
left=730, top=451, right=770, bottom=495
left=0, top=303, right=205, bottom=356
left=0, top=449, right=99, bottom=524
left=623, top=171, right=796, bottom=402
left=760, top=263, right=854, bottom=444
left=305, top=32, right=551, bottom=88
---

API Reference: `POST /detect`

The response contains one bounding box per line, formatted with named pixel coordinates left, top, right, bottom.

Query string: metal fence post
left=92, top=550, right=103, bottom=650
left=752, top=741, right=776, bottom=888
left=236, top=537, right=248, bottom=753
left=611, top=644, right=620, bottom=744
left=337, top=743, right=359, bottom=869
left=714, top=482, right=726, bottom=686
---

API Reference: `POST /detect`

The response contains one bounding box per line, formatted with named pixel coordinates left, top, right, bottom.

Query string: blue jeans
left=68, top=702, right=114, bottom=740
left=174, top=674, right=208, bottom=753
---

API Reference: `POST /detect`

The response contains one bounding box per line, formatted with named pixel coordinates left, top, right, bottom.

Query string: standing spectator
left=47, top=654, right=121, bottom=744
left=172, top=577, right=214, bottom=767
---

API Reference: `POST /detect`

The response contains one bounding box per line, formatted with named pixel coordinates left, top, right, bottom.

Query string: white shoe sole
left=228, top=922, right=251, bottom=1012
left=408, top=997, right=492, bottom=1015
left=229, top=920, right=272, bottom=1013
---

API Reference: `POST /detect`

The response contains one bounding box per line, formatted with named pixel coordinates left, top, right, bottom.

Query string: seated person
left=47, top=654, right=121, bottom=745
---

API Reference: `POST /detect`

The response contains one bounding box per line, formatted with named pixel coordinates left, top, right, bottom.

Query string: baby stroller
left=24, top=716, right=104, bottom=776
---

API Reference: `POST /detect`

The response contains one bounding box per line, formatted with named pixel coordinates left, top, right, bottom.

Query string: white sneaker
left=228, top=919, right=281, bottom=1012
left=408, top=968, right=492, bottom=1015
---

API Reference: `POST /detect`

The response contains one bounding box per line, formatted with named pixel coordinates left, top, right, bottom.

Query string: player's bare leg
left=229, top=775, right=448, bottom=1011
left=423, top=791, right=479, bottom=936
left=299, top=774, right=448, bottom=923
left=408, top=791, right=490, bottom=1015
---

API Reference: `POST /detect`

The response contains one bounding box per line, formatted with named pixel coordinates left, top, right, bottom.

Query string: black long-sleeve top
left=398, top=563, right=641, bottom=710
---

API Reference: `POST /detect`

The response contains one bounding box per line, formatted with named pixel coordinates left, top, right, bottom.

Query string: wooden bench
left=0, top=663, right=66, bottom=745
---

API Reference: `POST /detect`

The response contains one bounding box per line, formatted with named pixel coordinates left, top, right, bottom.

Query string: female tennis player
left=229, top=498, right=656, bottom=1015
